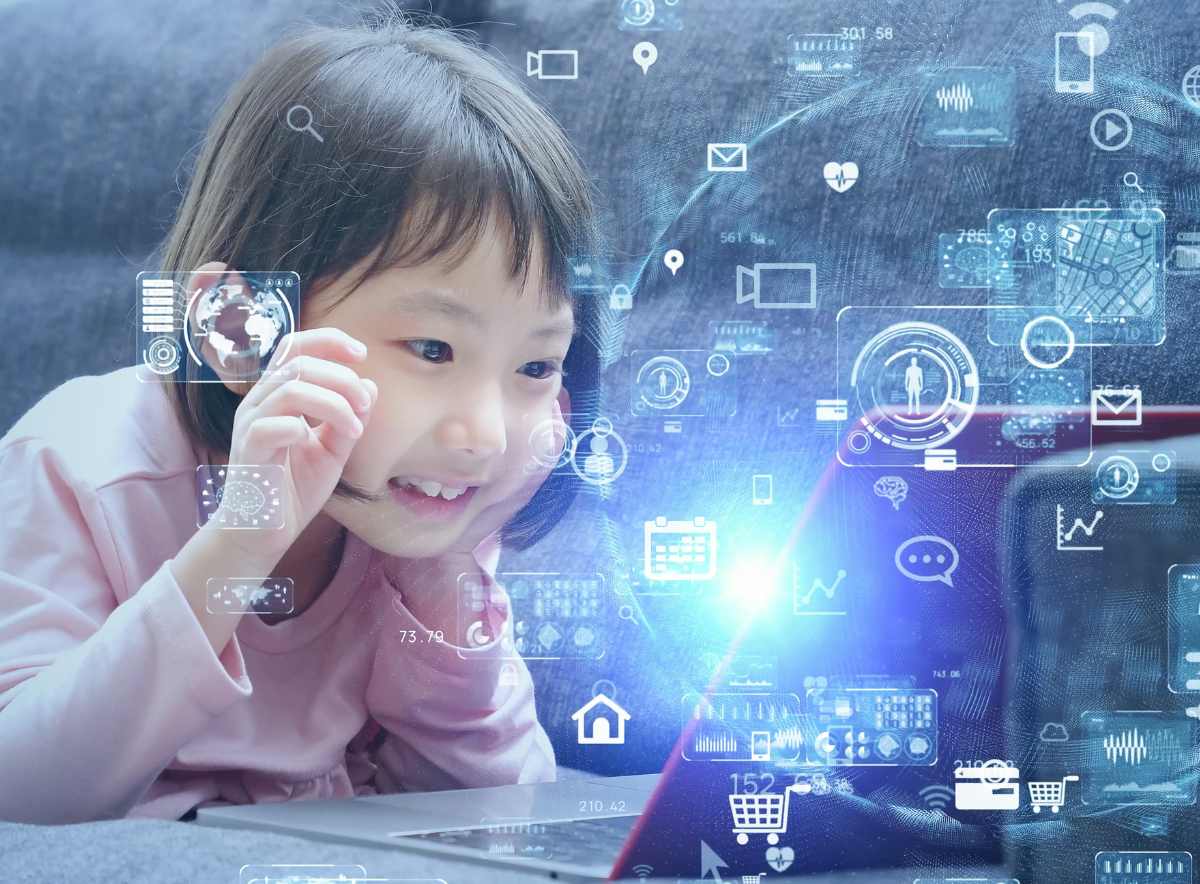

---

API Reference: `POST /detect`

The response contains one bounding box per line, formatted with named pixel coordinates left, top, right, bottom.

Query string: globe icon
left=185, top=280, right=293, bottom=381
left=1185, top=65, right=1200, bottom=110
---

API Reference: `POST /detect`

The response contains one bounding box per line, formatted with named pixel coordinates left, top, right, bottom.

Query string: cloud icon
left=1039, top=722, right=1069, bottom=742
left=1186, top=706, right=1200, bottom=720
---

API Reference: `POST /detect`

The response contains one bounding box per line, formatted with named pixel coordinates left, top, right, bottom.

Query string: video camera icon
left=735, top=263, right=816, bottom=309
left=527, top=49, right=578, bottom=80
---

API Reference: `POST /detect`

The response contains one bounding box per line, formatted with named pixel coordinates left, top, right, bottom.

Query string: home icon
left=572, top=693, right=631, bottom=745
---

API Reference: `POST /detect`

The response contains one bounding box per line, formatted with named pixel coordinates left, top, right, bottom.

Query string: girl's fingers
left=266, top=328, right=368, bottom=375
left=314, top=385, right=376, bottom=463
left=251, top=380, right=364, bottom=439
left=243, top=354, right=373, bottom=413
left=237, top=415, right=311, bottom=463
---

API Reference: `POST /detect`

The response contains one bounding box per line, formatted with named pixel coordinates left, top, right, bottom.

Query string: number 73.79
left=398, top=630, right=444, bottom=643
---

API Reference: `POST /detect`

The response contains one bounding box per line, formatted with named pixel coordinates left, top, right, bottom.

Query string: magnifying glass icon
left=1123, top=171, right=1143, bottom=192
left=286, top=104, right=324, bottom=143
left=618, top=605, right=636, bottom=623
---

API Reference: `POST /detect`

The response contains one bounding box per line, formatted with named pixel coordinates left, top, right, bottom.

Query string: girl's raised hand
left=219, top=328, right=377, bottom=557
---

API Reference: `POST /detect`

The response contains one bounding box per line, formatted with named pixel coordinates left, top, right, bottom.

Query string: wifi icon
left=1059, top=0, right=1131, bottom=56
left=632, top=864, right=655, bottom=882
left=919, top=784, right=955, bottom=810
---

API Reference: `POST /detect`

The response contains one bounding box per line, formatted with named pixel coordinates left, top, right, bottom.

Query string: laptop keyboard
left=393, top=814, right=639, bottom=868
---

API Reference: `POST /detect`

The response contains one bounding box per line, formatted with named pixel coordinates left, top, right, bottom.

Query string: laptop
left=199, top=771, right=659, bottom=881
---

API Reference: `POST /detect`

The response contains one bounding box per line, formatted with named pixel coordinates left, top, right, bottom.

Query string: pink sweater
left=0, top=368, right=555, bottom=824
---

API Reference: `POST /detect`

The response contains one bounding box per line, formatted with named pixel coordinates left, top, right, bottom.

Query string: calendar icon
left=644, top=516, right=718, bottom=581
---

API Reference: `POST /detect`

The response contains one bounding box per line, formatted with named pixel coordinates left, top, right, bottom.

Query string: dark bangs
left=160, top=15, right=598, bottom=550
left=165, top=19, right=590, bottom=304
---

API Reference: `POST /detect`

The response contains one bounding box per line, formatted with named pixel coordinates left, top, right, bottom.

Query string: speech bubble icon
left=895, top=535, right=959, bottom=586
left=873, top=476, right=908, bottom=510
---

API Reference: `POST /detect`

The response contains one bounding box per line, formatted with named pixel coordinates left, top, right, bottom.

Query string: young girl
left=0, top=16, right=597, bottom=824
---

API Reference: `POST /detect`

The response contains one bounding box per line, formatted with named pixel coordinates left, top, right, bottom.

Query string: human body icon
left=904, top=357, right=924, bottom=415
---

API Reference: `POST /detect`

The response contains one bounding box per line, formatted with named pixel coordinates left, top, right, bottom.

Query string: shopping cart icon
left=729, top=783, right=808, bottom=845
left=1027, top=775, right=1078, bottom=813
left=743, top=875, right=769, bottom=884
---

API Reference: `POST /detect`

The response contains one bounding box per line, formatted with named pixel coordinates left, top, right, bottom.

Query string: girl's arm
left=0, top=439, right=257, bottom=824
left=363, top=592, right=556, bottom=793
left=0, top=328, right=376, bottom=823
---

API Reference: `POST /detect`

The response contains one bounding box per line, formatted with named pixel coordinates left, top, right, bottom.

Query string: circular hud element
left=849, top=321, right=979, bottom=451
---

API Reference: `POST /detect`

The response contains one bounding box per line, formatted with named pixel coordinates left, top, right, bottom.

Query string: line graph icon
left=793, top=566, right=846, bottom=615
left=1056, top=504, right=1104, bottom=551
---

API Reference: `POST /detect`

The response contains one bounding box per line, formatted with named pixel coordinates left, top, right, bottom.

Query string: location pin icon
left=633, top=41, right=658, bottom=75
left=664, top=249, right=684, bottom=276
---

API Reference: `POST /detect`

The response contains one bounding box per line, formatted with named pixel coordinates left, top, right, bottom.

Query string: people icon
left=656, top=368, right=669, bottom=397
left=571, top=417, right=628, bottom=485
left=904, top=356, right=924, bottom=415
left=582, top=432, right=614, bottom=480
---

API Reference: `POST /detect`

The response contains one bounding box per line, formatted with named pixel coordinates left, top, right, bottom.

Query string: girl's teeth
left=400, top=478, right=467, bottom=500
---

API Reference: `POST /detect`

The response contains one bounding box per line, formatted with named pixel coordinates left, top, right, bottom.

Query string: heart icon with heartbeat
left=766, top=846, right=795, bottom=872
left=823, top=161, right=859, bottom=192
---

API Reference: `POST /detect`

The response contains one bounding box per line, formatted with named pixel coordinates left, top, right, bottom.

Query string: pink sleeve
left=365, top=590, right=556, bottom=793
left=0, top=440, right=252, bottom=824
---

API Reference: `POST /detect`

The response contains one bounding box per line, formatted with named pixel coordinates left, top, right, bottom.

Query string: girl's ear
left=185, top=261, right=260, bottom=396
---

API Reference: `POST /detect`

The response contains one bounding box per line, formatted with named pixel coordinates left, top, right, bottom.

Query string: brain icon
left=217, top=480, right=266, bottom=519
left=873, top=476, right=909, bottom=509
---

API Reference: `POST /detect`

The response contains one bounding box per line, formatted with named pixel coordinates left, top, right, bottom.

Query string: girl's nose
left=435, top=382, right=508, bottom=459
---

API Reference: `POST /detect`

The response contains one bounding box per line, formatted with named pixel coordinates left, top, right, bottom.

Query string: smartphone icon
left=752, top=474, right=773, bottom=505
left=1055, top=31, right=1094, bottom=94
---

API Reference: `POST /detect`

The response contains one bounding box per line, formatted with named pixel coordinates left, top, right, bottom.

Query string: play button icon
left=1090, top=108, right=1133, bottom=151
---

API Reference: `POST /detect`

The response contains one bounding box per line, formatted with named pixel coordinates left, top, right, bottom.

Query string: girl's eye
left=519, top=361, right=561, bottom=380
left=406, top=340, right=452, bottom=363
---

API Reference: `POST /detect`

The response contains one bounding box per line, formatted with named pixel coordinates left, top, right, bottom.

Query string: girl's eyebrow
left=390, top=289, right=484, bottom=328
left=390, top=289, right=575, bottom=341
left=530, top=317, right=576, bottom=341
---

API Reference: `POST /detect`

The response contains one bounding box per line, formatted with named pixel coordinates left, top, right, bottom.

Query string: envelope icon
left=1091, top=387, right=1142, bottom=425
left=708, top=142, right=747, bottom=172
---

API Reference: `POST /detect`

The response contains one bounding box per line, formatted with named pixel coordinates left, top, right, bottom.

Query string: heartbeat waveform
left=796, top=569, right=846, bottom=605
left=1104, top=728, right=1147, bottom=764
left=936, top=82, right=974, bottom=113
left=775, top=728, right=805, bottom=749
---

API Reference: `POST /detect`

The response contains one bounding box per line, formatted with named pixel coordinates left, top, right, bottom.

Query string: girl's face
left=311, top=223, right=574, bottom=558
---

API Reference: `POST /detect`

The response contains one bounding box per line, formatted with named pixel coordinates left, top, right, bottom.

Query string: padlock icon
left=609, top=284, right=632, bottom=310
left=499, top=662, right=519, bottom=686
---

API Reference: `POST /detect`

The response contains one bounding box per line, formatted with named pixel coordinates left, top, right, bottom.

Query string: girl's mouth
left=388, top=477, right=479, bottom=519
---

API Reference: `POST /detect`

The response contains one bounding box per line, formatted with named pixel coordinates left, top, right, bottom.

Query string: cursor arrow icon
left=700, top=840, right=729, bottom=882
